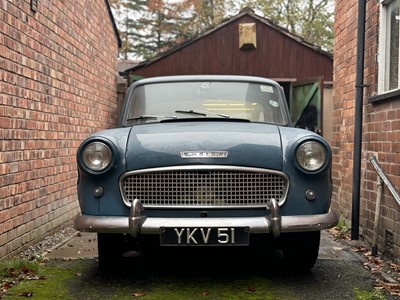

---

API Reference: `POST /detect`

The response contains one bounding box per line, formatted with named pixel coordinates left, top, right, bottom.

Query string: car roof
left=129, top=75, right=281, bottom=88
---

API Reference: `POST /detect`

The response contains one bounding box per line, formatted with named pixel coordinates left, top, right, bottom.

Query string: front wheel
left=97, top=233, right=131, bottom=273
left=280, top=231, right=321, bottom=272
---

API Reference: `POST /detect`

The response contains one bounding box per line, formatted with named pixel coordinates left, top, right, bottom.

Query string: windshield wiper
left=126, top=115, right=177, bottom=121
left=175, top=110, right=230, bottom=118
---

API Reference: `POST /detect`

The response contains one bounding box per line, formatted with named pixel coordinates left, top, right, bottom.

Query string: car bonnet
left=125, top=121, right=283, bottom=170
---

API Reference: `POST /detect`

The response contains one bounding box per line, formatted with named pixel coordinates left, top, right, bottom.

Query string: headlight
left=82, top=142, right=112, bottom=172
left=296, top=141, right=326, bottom=172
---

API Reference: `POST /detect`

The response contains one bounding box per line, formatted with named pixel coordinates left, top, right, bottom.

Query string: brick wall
left=333, top=0, right=400, bottom=259
left=0, top=0, right=119, bottom=259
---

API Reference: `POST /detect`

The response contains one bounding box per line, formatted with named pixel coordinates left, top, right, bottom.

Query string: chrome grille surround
left=120, top=165, right=289, bottom=208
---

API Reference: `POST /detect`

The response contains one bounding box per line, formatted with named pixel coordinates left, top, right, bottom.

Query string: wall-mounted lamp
left=31, top=0, right=38, bottom=12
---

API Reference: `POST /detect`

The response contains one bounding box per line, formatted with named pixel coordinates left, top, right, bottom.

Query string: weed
left=331, top=217, right=351, bottom=240
left=0, top=258, right=41, bottom=278
left=0, top=258, right=43, bottom=298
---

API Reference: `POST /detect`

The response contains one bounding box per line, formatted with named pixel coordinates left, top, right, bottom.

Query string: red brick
left=0, top=0, right=119, bottom=258
left=333, top=0, right=400, bottom=258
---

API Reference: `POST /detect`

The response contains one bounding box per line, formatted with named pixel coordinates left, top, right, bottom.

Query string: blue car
left=74, top=75, right=338, bottom=272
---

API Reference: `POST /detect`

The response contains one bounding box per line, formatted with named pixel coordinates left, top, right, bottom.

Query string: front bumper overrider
left=74, top=199, right=339, bottom=238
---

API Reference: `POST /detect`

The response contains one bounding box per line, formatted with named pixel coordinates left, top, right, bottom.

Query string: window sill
left=369, top=89, right=400, bottom=104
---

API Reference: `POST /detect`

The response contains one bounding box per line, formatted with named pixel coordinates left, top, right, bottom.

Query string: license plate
left=160, top=227, right=249, bottom=246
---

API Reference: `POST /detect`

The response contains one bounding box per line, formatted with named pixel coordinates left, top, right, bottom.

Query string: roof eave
left=105, top=0, right=122, bottom=48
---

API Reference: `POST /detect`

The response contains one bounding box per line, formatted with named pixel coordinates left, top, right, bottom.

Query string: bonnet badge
left=180, top=151, right=228, bottom=158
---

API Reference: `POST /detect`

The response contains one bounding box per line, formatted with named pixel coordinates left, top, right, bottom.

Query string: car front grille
left=120, top=166, right=289, bottom=208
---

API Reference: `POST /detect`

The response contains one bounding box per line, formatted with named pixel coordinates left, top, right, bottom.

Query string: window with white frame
left=378, top=0, right=400, bottom=93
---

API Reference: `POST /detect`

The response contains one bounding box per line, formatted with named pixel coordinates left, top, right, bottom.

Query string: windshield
left=124, top=81, right=288, bottom=125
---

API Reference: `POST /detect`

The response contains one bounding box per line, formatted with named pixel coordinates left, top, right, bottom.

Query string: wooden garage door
left=289, top=77, right=323, bottom=135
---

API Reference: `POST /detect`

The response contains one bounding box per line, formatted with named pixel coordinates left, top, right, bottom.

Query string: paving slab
left=44, top=232, right=98, bottom=259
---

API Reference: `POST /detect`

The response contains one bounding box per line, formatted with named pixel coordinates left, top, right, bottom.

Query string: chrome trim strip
left=120, top=165, right=287, bottom=176
left=119, top=165, right=289, bottom=208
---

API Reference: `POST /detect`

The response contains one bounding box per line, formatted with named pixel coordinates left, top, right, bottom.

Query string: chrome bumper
left=74, top=199, right=339, bottom=238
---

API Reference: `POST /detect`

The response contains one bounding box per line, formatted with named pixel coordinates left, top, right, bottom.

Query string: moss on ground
left=1, top=259, right=84, bottom=300
left=0, top=253, right=388, bottom=300
left=353, top=288, right=387, bottom=300
left=1, top=258, right=293, bottom=300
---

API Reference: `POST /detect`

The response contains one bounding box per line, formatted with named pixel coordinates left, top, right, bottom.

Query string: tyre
left=97, top=233, right=131, bottom=273
left=280, top=231, right=321, bottom=272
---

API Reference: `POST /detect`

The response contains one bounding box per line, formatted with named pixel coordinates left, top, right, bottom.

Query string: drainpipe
left=351, top=0, right=367, bottom=240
